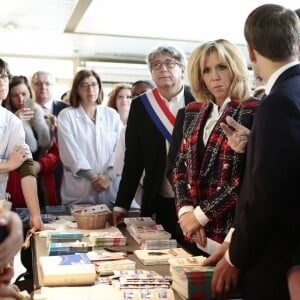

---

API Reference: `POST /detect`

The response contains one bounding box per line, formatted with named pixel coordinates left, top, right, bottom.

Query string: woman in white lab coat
left=57, top=69, right=122, bottom=209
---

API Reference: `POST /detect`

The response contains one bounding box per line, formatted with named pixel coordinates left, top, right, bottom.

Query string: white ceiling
left=0, top=0, right=298, bottom=64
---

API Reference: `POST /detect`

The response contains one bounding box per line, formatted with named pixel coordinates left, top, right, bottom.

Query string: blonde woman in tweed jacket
left=169, top=39, right=259, bottom=255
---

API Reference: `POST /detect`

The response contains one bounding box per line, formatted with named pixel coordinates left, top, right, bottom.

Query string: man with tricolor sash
left=111, top=45, right=195, bottom=241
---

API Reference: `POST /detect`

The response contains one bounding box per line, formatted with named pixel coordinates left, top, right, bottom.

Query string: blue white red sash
left=140, top=88, right=176, bottom=143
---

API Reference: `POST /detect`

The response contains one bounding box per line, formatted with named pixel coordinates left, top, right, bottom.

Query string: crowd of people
left=0, top=4, right=299, bottom=300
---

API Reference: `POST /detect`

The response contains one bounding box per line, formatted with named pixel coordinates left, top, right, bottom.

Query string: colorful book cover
left=89, top=228, right=127, bottom=247
left=40, top=253, right=96, bottom=286
left=48, top=241, right=92, bottom=256
left=47, top=231, right=83, bottom=242
left=170, top=265, right=214, bottom=300
left=128, top=223, right=171, bottom=244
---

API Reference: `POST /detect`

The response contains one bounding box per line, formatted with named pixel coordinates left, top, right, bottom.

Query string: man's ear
left=247, top=45, right=257, bottom=63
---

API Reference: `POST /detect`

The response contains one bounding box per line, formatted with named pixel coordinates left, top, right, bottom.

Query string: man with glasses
left=31, top=71, right=69, bottom=206
left=31, top=71, right=69, bottom=116
left=31, top=71, right=70, bottom=134
left=111, top=45, right=196, bottom=243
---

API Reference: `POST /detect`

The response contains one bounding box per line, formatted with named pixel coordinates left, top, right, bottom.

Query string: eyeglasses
left=151, top=60, right=180, bottom=70
left=117, top=95, right=132, bottom=99
left=33, top=81, right=53, bottom=87
left=0, top=73, right=10, bottom=81
left=79, top=82, right=99, bottom=90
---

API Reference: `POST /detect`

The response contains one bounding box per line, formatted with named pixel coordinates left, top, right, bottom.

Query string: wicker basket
left=72, top=209, right=110, bottom=229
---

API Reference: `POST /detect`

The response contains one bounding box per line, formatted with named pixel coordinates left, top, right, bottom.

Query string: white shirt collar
left=160, top=85, right=185, bottom=104
left=43, top=99, right=54, bottom=114
left=211, top=97, right=231, bottom=117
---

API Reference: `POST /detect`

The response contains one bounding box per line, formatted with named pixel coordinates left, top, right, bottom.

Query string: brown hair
left=0, top=58, right=11, bottom=79
left=107, top=83, right=132, bottom=111
left=244, top=4, right=300, bottom=61
left=6, top=75, right=33, bottom=112
left=69, top=69, right=104, bottom=108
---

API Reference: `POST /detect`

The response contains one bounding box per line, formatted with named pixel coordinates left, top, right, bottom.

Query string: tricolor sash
left=140, top=88, right=176, bottom=143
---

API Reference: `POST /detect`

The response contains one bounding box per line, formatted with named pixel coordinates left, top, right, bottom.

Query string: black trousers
left=155, top=195, right=178, bottom=238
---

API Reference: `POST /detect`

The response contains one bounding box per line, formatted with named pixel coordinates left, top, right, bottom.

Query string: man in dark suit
left=111, top=45, right=195, bottom=239
left=31, top=71, right=69, bottom=204
left=208, top=4, right=300, bottom=300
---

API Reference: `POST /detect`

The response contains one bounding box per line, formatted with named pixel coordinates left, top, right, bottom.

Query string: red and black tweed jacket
left=172, top=98, right=259, bottom=243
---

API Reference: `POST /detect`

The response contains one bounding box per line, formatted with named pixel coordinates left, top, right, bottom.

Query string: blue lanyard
left=1, top=145, right=7, bottom=160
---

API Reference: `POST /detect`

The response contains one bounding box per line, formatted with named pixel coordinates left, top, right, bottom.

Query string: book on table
left=140, top=239, right=177, bottom=250
left=169, top=256, right=242, bottom=299
left=86, top=249, right=127, bottom=261
left=112, top=269, right=171, bottom=289
left=47, top=241, right=93, bottom=256
left=168, top=256, right=214, bottom=300
left=124, top=217, right=156, bottom=226
left=127, top=223, right=171, bottom=245
left=88, top=226, right=127, bottom=247
left=94, top=258, right=136, bottom=275
left=47, top=230, right=84, bottom=243
left=39, top=253, right=96, bottom=286
left=134, top=248, right=192, bottom=266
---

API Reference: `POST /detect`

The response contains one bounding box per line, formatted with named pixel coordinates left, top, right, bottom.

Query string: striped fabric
left=140, top=88, right=176, bottom=143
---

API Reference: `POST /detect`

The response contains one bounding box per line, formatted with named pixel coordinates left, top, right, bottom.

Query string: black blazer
left=115, top=86, right=195, bottom=216
left=229, top=64, right=300, bottom=299
left=53, top=100, right=69, bottom=117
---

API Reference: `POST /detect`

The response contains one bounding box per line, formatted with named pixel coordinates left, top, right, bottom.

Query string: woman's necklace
left=86, top=109, right=97, bottom=122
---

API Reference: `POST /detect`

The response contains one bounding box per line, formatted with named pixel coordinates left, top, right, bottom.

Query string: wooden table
left=32, top=222, right=181, bottom=299
left=32, top=220, right=242, bottom=300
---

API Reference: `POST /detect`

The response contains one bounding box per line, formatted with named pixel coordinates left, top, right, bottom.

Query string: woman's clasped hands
left=179, top=211, right=207, bottom=247
left=91, top=174, right=111, bottom=192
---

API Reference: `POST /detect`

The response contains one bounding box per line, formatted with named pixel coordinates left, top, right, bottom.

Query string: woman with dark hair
left=57, top=69, right=122, bottom=209
left=5, top=75, right=60, bottom=207
left=0, top=58, right=44, bottom=231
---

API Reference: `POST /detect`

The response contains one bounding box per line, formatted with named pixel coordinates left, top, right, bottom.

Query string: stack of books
left=127, top=223, right=171, bottom=245
left=46, top=230, right=93, bottom=256
left=94, top=259, right=136, bottom=275
left=134, top=248, right=192, bottom=266
left=88, top=227, right=127, bottom=247
left=168, top=256, right=214, bottom=300
left=111, top=269, right=175, bottom=300
left=39, top=253, right=96, bottom=286
left=120, top=288, right=174, bottom=300
left=124, top=217, right=156, bottom=226
left=47, top=240, right=93, bottom=256
left=47, top=231, right=84, bottom=243
left=86, top=249, right=136, bottom=275
left=140, top=239, right=177, bottom=250
left=112, top=269, right=171, bottom=289
left=86, top=249, right=127, bottom=261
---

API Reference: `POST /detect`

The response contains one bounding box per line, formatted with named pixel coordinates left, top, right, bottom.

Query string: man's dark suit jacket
left=53, top=100, right=69, bottom=117
left=115, top=86, right=194, bottom=216
left=229, top=64, right=300, bottom=300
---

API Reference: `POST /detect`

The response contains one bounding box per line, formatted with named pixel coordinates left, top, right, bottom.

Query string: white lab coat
left=0, top=106, right=31, bottom=195
left=57, top=105, right=122, bottom=208
left=113, top=125, right=142, bottom=209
